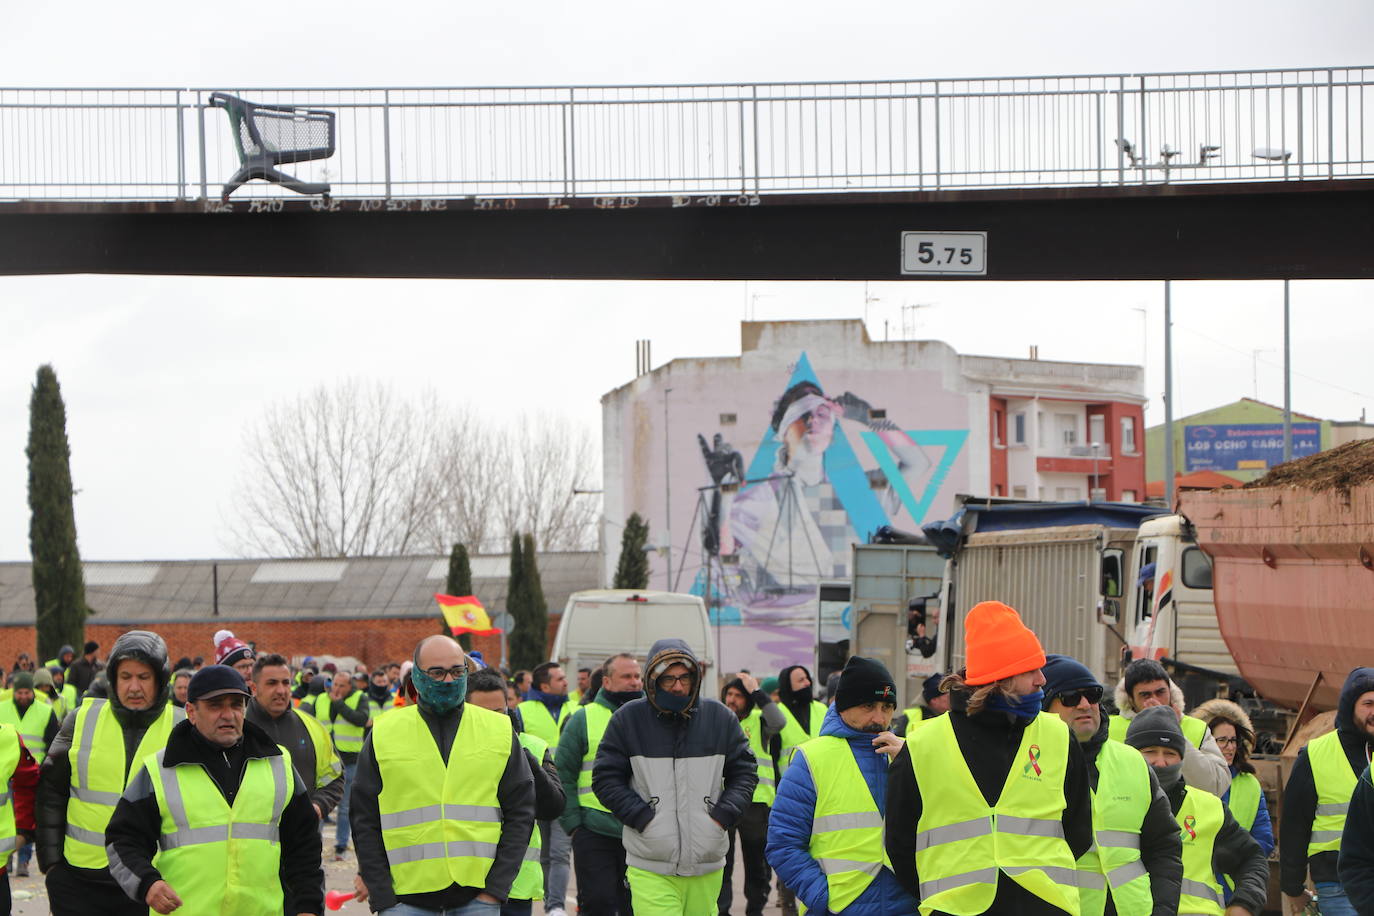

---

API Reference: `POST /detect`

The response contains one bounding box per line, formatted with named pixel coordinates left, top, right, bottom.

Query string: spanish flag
left=435, top=593, right=501, bottom=636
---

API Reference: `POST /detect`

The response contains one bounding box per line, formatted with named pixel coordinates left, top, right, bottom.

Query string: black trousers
left=718, top=801, right=771, bottom=916
left=46, top=862, right=145, bottom=916
left=571, top=826, right=633, bottom=915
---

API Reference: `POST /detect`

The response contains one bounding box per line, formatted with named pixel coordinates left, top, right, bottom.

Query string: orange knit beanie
left=964, top=600, right=1046, bottom=686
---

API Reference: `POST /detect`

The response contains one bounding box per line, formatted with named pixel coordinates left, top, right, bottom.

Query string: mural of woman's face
left=783, top=398, right=838, bottom=464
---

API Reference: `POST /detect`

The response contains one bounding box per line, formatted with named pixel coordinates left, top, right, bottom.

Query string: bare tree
left=230, top=380, right=446, bottom=557
left=501, top=414, right=600, bottom=552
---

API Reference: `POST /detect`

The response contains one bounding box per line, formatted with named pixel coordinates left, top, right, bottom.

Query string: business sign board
left=1184, top=423, right=1321, bottom=471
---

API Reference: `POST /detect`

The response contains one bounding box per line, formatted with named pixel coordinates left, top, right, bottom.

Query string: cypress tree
left=27, top=365, right=90, bottom=661
left=506, top=533, right=536, bottom=670
left=521, top=533, right=548, bottom=666
left=445, top=543, right=474, bottom=648
left=613, top=512, right=651, bottom=589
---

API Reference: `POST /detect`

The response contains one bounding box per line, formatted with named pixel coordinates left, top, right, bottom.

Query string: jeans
left=1315, top=881, right=1358, bottom=916
left=539, top=817, right=571, bottom=909
left=16, top=840, right=31, bottom=867
left=335, top=759, right=357, bottom=851
left=380, top=901, right=501, bottom=915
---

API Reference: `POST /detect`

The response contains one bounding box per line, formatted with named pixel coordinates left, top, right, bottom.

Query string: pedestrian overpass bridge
left=2, top=66, right=1371, bottom=280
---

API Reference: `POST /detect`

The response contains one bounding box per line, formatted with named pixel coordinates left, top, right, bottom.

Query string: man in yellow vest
left=764, top=655, right=917, bottom=914
left=518, top=660, right=574, bottom=916
left=886, top=600, right=1094, bottom=915
left=1124, top=706, right=1268, bottom=916
left=244, top=653, right=345, bottom=822
left=317, top=668, right=371, bottom=862
left=36, top=629, right=185, bottom=916
left=468, top=666, right=567, bottom=916
left=349, top=635, right=536, bottom=913
left=592, top=639, right=757, bottom=915
left=1041, top=653, right=1182, bottom=915
left=50, top=666, right=80, bottom=718
left=1110, top=658, right=1231, bottom=798
left=2, top=670, right=58, bottom=877
left=1282, top=666, right=1374, bottom=916
left=556, top=652, right=643, bottom=916
left=104, top=664, right=325, bottom=915
left=719, top=672, right=784, bottom=916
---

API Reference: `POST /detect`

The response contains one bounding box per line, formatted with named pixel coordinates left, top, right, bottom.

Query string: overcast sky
left=1, top=2, right=1370, bottom=561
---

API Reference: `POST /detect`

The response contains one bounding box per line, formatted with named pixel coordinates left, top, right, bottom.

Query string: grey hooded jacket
left=591, top=638, right=757, bottom=877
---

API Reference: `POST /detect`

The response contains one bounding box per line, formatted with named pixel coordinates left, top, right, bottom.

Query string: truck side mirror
left=1099, top=548, right=1124, bottom=625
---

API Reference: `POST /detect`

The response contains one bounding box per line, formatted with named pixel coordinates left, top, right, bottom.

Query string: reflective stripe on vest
left=777, top=700, right=826, bottom=776
left=576, top=703, right=612, bottom=814
left=147, top=746, right=290, bottom=914
left=0, top=698, right=55, bottom=764
left=0, top=727, right=20, bottom=860
left=290, top=707, right=344, bottom=788
left=1177, top=785, right=1226, bottom=916
left=908, top=712, right=1080, bottom=916
left=331, top=691, right=367, bottom=753
left=64, top=699, right=184, bottom=869
left=1227, top=771, right=1262, bottom=834
left=1076, top=739, right=1153, bottom=916
left=509, top=731, right=549, bottom=901
left=374, top=703, right=510, bottom=893
left=518, top=699, right=571, bottom=750
left=740, top=708, right=777, bottom=806
left=796, top=736, right=886, bottom=912
left=1307, top=729, right=1358, bottom=855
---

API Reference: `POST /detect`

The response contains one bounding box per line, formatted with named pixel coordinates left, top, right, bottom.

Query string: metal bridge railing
left=0, top=67, right=1370, bottom=202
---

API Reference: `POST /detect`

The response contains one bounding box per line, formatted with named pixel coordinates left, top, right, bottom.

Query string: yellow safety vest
left=1177, top=785, right=1226, bottom=916
left=739, top=708, right=777, bottom=806
left=509, top=731, right=549, bottom=901
left=1306, top=729, right=1358, bottom=856
left=1077, top=739, right=1153, bottom=916
left=904, top=708, right=944, bottom=739
left=144, top=745, right=291, bottom=916
left=330, top=691, right=367, bottom=754
left=373, top=703, right=511, bottom=894
left=311, top=692, right=333, bottom=736
left=908, top=712, right=1080, bottom=916
left=576, top=703, right=612, bottom=814
left=0, top=698, right=55, bottom=764
left=518, top=699, right=572, bottom=750
left=289, top=707, right=344, bottom=789
left=1227, top=771, right=1261, bottom=834
left=777, top=700, right=827, bottom=775
left=796, top=735, right=886, bottom=912
left=0, top=725, right=21, bottom=859
left=65, top=699, right=184, bottom=869
left=1109, top=712, right=1207, bottom=748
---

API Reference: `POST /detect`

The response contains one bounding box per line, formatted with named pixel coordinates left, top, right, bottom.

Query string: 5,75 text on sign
left=900, top=231, right=988, bottom=276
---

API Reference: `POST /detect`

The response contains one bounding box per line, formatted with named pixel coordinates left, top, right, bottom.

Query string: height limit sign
left=900, top=231, right=987, bottom=276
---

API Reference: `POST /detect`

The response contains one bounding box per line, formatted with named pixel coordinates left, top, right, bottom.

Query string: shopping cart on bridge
left=209, top=92, right=336, bottom=200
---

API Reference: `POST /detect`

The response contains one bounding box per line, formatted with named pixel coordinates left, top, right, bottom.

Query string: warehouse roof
left=0, top=553, right=600, bottom=627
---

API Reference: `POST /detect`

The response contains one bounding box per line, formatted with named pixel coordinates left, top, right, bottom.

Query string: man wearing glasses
left=1109, top=658, right=1231, bottom=798
left=348, top=635, right=536, bottom=915
left=592, top=639, right=757, bottom=915
left=1042, top=654, right=1182, bottom=916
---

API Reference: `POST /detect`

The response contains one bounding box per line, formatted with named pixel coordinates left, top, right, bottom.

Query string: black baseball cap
left=187, top=664, right=252, bottom=703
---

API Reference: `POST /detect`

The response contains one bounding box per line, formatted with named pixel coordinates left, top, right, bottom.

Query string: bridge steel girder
left=0, top=180, right=1369, bottom=281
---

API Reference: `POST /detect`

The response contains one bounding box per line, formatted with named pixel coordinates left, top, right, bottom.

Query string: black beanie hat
left=921, top=672, right=945, bottom=704
left=1123, top=658, right=1171, bottom=697
left=83, top=641, right=99, bottom=655
left=1124, top=705, right=1186, bottom=751
left=834, top=656, right=896, bottom=712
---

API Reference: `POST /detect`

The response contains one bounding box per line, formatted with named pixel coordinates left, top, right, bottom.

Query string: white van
left=550, top=589, right=715, bottom=676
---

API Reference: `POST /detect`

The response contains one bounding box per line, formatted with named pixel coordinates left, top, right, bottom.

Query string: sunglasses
left=1055, top=686, right=1104, bottom=707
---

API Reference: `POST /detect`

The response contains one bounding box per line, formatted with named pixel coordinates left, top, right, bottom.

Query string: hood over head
left=1190, top=697, right=1255, bottom=742
left=645, top=638, right=700, bottom=717
left=1114, top=666, right=1185, bottom=719
left=721, top=677, right=755, bottom=718
left=107, top=629, right=172, bottom=715
left=777, top=665, right=814, bottom=705
left=1338, top=667, right=1374, bottom=737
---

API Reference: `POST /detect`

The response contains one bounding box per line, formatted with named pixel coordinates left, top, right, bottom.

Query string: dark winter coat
left=1281, top=666, right=1374, bottom=895
left=884, top=688, right=1094, bottom=916
left=1337, top=764, right=1374, bottom=912
left=1163, top=776, right=1268, bottom=916
left=591, top=638, right=757, bottom=877
left=765, top=703, right=918, bottom=916
left=104, top=718, right=324, bottom=914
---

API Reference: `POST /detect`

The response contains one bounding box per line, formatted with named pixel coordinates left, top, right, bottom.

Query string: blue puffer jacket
left=764, top=704, right=917, bottom=915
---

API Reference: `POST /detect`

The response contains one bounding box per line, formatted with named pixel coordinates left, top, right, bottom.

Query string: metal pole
left=1163, top=281, right=1176, bottom=508
left=383, top=89, right=392, bottom=199
left=1283, top=280, right=1293, bottom=462
left=212, top=563, right=220, bottom=616
left=196, top=92, right=208, bottom=201
left=664, top=387, right=673, bottom=590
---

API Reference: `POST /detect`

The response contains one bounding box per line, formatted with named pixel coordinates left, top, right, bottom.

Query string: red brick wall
left=0, top=615, right=563, bottom=672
